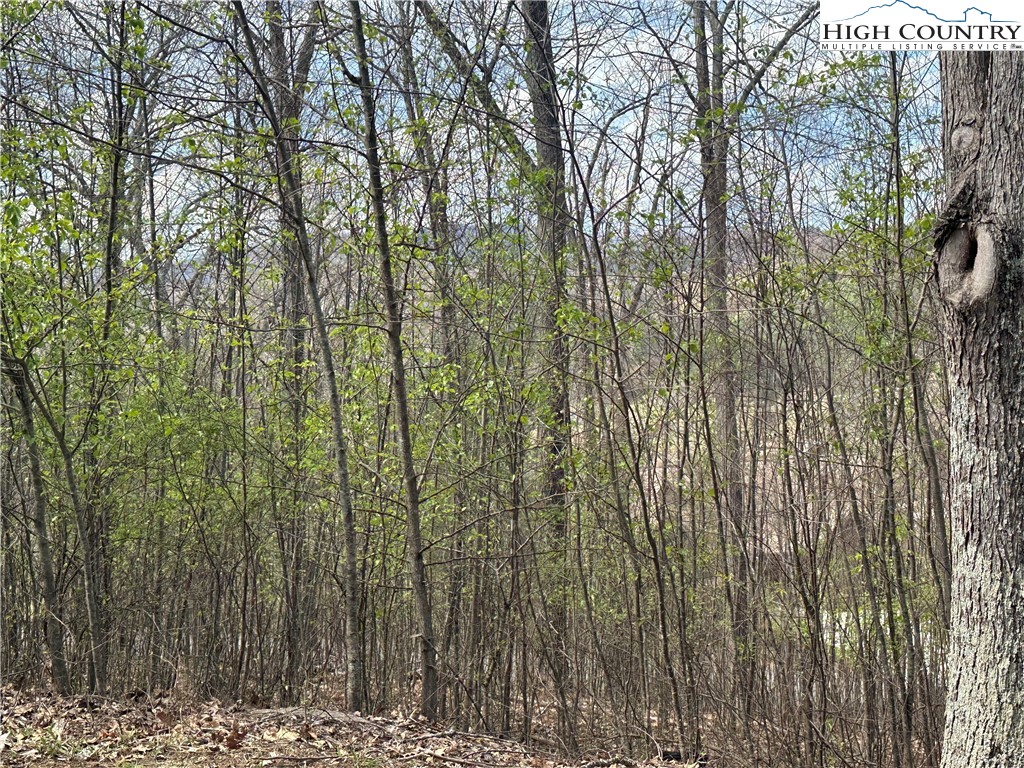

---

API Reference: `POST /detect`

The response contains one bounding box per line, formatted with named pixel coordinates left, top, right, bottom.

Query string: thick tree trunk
left=938, top=52, right=1024, bottom=767
left=265, top=0, right=317, bottom=706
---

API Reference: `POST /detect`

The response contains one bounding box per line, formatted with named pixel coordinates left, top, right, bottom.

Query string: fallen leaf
left=155, top=707, right=175, bottom=728
left=225, top=719, right=247, bottom=749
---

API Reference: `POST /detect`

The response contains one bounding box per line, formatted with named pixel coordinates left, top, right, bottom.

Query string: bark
left=938, top=52, right=1024, bottom=767
left=681, top=1, right=818, bottom=723
left=20, top=373, right=107, bottom=694
left=349, top=0, right=439, bottom=721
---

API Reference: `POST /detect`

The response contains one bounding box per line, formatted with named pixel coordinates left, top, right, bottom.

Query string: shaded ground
left=0, top=688, right=693, bottom=767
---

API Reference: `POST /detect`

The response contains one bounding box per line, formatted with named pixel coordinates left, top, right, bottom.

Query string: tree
left=521, top=0, right=577, bottom=751
left=937, top=52, right=1024, bottom=766
left=3, top=4, right=956, bottom=763
left=349, top=0, right=440, bottom=721
left=654, top=0, right=818, bottom=727
left=232, top=1, right=365, bottom=711
left=1, top=355, right=71, bottom=693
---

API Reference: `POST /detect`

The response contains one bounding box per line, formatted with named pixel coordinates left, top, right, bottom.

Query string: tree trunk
left=265, top=0, right=317, bottom=706
left=396, top=4, right=467, bottom=720
left=522, top=0, right=577, bottom=752
left=350, top=0, right=439, bottom=721
left=233, top=1, right=366, bottom=711
left=3, top=357, right=72, bottom=694
left=938, top=52, right=1024, bottom=767
left=692, top=0, right=752, bottom=719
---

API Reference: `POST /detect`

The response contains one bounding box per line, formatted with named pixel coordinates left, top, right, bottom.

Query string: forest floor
left=0, top=687, right=688, bottom=768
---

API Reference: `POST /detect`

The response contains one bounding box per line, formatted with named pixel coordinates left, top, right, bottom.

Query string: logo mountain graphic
left=839, top=1, right=1014, bottom=23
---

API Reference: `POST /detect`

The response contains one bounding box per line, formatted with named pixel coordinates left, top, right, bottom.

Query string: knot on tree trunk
left=935, top=173, right=998, bottom=310
left=938, top=224, right=998, bottom=309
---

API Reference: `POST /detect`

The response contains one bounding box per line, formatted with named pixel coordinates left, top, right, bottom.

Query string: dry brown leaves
left=0, top=687, right=687, bottom=768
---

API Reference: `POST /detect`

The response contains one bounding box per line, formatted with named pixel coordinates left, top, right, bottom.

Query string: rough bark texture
left=938, top=52, right=1024, bottom=768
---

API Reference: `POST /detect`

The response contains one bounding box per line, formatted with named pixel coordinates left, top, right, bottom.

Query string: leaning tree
left=937, top=51, right=1024, bottom=766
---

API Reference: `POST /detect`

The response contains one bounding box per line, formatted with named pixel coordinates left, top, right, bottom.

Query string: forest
left=2, top=2, right=1023, bottom=767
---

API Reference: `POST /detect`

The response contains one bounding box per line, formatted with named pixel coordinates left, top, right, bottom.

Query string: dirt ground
left=0, top=688, right=688, bottom=768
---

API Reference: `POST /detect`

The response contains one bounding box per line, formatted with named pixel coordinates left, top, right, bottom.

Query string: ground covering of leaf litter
left=0, top=688, right=690, bottom=768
